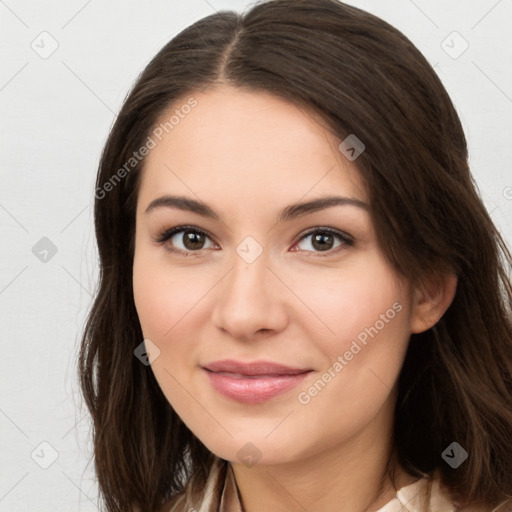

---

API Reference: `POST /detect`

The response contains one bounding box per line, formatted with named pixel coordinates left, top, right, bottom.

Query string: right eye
left=154, top=225, right=218, bottom=256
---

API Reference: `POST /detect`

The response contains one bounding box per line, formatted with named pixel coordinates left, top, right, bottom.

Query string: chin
left=201, top=433, right=310, bottom=467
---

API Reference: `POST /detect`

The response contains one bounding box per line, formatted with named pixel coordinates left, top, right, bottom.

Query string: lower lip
left=203, top=368, right=312, bottom=404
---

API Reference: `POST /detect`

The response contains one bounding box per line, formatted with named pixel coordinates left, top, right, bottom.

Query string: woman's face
left=133, top=85, right=415, bottom=465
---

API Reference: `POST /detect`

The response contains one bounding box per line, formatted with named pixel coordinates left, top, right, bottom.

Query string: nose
left=211, top=246, right=288, bottom=341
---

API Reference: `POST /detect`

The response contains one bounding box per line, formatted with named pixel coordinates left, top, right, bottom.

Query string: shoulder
left=393, top=471, right=512, bottom=512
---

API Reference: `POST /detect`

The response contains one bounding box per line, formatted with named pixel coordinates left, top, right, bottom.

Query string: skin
left=132, top=84, right=457, bottom=512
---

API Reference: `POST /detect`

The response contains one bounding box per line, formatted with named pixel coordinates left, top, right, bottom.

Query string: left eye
left=292, top=228, right=352, bottom=255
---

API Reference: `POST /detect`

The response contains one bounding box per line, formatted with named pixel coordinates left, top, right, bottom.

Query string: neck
left=229, top=395, right=417, bottom=512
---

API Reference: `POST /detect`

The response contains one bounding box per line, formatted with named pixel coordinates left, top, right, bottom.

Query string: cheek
left=289, top=253, right=406, bottom=346
left=290, top=253, right=412, bottom=403
left=133, top=256, right=168, bottom=339
left=132, top=249, right=210, bottom=340
left=290, top=262, right=410, bottom=441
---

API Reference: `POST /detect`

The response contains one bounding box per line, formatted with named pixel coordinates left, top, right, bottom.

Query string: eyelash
left=153, top=225, right=354, bottom=258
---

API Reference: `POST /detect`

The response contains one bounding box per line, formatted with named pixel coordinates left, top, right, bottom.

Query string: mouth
left=201, top=360, right=313, bottom=404
left=202, top=359, right=312, bottom=376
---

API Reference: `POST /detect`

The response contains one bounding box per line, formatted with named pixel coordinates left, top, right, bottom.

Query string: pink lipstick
left=202, top=359, right=313, bottom=404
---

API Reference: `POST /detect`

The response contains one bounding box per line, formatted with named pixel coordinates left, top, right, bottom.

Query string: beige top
left=162, top=454, right=510, bottom=512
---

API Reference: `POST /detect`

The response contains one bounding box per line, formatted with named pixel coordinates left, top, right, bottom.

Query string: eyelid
left=295, top=226, right=353, bottom=245
left=153, top=225, right=215, bottom=245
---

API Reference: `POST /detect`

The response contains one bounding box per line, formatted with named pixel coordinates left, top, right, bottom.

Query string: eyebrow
left=144, top=194, right=369, bottom=222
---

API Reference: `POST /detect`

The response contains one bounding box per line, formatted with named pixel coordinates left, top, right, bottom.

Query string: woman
left=79, top=1, right=512, bottom=511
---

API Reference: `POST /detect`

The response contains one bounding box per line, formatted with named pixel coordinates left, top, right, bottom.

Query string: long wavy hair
left=79, top=1, right=512, bottom=510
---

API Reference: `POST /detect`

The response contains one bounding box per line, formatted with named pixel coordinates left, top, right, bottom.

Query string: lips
left=202, top=359, right=311, bottom=376
left=201, top=359, right=313, bottom=404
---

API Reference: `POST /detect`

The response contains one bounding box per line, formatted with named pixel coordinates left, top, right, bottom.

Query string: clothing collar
left=215, top=457, right=455, bottom=512
left=175, top=455, right=461, bottom=512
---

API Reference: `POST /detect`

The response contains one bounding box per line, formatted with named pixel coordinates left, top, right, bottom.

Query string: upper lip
left=202, top=359, right=312, bottom=376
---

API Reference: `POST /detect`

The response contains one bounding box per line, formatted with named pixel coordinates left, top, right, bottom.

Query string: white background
left=1, top=1, right=511, bottom=510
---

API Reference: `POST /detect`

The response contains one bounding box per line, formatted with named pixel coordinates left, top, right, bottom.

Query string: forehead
left=137, top=85, right=367, bottom=211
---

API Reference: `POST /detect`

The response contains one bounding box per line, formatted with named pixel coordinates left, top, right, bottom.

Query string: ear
left=410, top=272, right=458, bottom=334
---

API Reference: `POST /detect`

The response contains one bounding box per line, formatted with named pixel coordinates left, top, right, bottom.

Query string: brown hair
left=79, top=1, right=512, bottom=510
